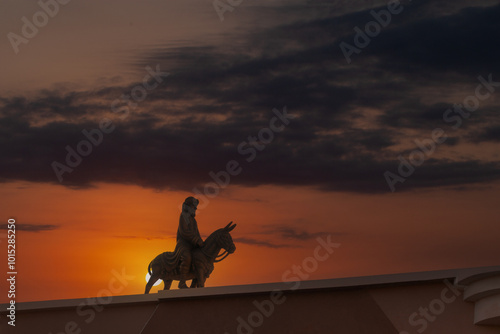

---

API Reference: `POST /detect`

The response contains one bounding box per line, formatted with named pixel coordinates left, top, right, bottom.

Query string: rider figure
left=177, top=196, right=204, bottom=289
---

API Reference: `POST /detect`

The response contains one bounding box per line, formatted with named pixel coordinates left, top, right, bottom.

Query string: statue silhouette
left=145, top=197, right=236, bottom=293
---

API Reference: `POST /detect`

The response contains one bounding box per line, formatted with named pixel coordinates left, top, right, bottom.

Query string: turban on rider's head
left=182, top=197, right=199, bottom=218
left=184, top=196, right=198, bottom=207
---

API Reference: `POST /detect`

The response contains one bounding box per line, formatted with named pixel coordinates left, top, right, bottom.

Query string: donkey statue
left=145, top=222, right=236, bottom=293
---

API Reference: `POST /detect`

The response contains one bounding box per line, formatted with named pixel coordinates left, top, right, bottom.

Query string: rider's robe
left=153, top=212, right=203, bottom=274
left=177, top=212, right=203, bottom=250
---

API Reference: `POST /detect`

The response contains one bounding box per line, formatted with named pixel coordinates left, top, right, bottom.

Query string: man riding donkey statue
left=145, top=197, right=237, bottom=293
left=177, top=196, right=204, bottom=289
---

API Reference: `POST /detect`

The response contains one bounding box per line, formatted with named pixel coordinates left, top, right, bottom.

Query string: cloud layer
left=1, top=0, right=499, bottom=193
left=0, top=224, right=59, bottom=232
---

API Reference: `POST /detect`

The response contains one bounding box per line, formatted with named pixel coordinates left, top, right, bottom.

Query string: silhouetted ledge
left=1, top=266, right=500, bottom=333
left=1, top=293, right=159, bottom=313
left=2, top=265, right=500, bottom=312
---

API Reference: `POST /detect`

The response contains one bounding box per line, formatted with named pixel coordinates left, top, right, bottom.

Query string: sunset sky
left=1, top=0, right=500, bottom=303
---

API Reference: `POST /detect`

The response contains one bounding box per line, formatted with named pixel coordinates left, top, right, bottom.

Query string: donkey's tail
left=148, top=260, right=153, bottom=275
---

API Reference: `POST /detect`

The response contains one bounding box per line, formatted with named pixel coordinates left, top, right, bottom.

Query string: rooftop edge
left=2, top=265, right=500, bottom=313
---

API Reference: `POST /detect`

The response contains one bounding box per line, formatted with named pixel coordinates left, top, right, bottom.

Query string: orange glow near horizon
left=1, top=181, right=499, bottom=303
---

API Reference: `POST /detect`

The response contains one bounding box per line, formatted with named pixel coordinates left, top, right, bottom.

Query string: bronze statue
left=145, top=197, right=236, bottom=293
left=177, top=196, right=204, bottom=288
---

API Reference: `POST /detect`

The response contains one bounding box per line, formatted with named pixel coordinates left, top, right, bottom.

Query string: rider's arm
left=179, top=215, right=203, bottom=247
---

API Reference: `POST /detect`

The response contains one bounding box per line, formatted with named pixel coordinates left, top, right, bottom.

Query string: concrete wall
left=2, top=266, right=500, bottom=334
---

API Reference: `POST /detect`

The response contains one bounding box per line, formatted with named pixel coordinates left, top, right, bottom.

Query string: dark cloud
left=0, top=224, right=59, bottom=232
left=233, top=225, right=340, bottom=247
left=361, top=3, right=500, bottom=77
left=113, top=235, right=174, bottom=241
left=471, top=125, right=500, bottom=142
left=258, top=225, right=340, bottom=241
left=1, top=0, right=499, bottom=193
left=378, top=102, right=452, bottom=129
left=233, top=237, right=294, bottom=249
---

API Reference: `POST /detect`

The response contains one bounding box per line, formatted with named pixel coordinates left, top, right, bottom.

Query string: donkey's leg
left=190, top=278, right=198, bottom=288
left=145, top=273, right=161, bottom=294
left=163, top=279, right=173, bottom=290
left=195, top=268, right=206, bottom=288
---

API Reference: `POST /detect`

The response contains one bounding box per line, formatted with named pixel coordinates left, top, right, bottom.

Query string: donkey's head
left=218, top=222, right=237, bottom=254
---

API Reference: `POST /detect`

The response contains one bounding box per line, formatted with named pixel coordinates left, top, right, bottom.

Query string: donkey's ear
left=224, top=222, right=233, bottom=230
left=227, top=223, right=236, bottom=232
